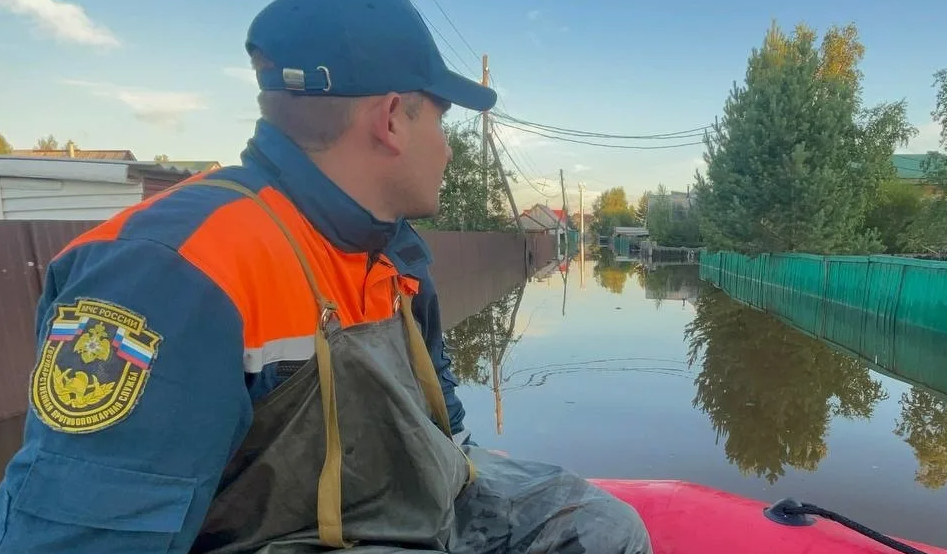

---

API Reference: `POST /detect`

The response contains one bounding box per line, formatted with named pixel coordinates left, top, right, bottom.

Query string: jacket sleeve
left=0, top=239, right=252, bottom=554
left=410, top=267, right=472, bottom=444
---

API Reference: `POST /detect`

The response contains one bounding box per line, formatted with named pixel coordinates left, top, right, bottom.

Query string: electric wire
left=494, top=111, right=713, bottom=140
left=492, top=121, right=559, bottom=198
left=494, top=120, right=705, bottom=150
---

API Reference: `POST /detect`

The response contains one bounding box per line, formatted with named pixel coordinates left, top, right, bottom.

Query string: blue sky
left=1, top=0, right=944, bottom=211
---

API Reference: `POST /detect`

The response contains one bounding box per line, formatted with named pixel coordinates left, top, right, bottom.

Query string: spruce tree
left=695, top=22, right=908, bottom=255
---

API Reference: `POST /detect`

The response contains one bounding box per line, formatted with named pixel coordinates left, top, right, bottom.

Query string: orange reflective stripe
left=179, top=185, right=407, bottom=355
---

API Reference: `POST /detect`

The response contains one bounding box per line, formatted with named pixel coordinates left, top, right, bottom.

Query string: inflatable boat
left=592, top=479, right=946, bottom=554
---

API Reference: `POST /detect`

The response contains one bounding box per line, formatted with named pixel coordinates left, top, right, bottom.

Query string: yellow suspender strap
left=179, top=179, right=350, bottom=548
left=399, top=290, right=477, bottom=485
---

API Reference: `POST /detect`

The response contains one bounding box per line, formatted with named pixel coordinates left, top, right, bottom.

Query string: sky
left=1, top=0, right=945, bottom=212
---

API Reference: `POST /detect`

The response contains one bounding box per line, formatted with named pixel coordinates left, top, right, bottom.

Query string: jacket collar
left=238, top=119, right=432, bottom=275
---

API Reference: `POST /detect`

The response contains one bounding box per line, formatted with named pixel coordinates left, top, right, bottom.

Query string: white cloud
left=0, top=0, right=119, bottom=48
left=898, top=122, right=943, bottom=154
left=527, top=9, right=541, bottom=21
left=573, top=163, right=591, bottom=173
left=223, top=67, right=257, bottom=85
left=62, top=79, right=207, bottom=129
left=583, top=188, right=604, bottom=203
left=493, top=122, right=552, bottom=150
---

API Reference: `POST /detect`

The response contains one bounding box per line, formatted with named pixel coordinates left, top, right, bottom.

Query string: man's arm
left=0, top=239, right=252, bottom=554
left=410, top=268, right=472, bottom=444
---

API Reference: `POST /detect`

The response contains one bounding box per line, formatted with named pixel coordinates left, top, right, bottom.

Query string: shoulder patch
left=30, top=298, right=162, bottom=434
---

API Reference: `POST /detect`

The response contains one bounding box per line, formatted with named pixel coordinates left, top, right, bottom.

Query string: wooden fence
left=700, top=250, right=947, bottom=394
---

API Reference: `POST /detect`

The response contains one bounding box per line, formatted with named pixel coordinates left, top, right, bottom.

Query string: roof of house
left=0, top=156, right=197, bottom=184
left=613, top=226, right=649, bottom=236
left=518, top=212, right=552, bottom=232
left=893, top=154, right=934, bottom=181
left=647, top=190, right=695, bottom=211
left=157, top=161, right=221, bottom=173
left=522, top=204, right=566, bottom=228
left=11, top=149, right=137, bottom=161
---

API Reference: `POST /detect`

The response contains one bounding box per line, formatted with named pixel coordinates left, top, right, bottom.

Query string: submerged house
left=891, top=153, right=943, bottom=197
left=517, top=204, right=569, bottom=251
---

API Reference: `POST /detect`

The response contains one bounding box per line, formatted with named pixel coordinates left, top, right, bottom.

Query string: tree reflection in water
left=444, top=256, right=947, bottom=491
left=895, top=388, right=947, bottom=490
left=444, top=283, right=525, bottom=386
left=684, top=288, right=889, bottom=484
left=592, top=248, right=633, bottom=294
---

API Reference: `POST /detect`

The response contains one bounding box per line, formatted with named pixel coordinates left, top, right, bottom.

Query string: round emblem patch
left=30, top=298, right=162, bottom=434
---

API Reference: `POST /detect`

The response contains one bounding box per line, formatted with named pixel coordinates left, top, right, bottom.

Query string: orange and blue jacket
left=0, top=119, right=469, bottom=553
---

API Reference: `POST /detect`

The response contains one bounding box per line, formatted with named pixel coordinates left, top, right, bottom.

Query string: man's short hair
left=250, top=49, right=424, bottom=152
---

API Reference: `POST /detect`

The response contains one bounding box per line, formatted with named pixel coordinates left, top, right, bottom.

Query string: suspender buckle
left=320, top=303, right=338, bottom=328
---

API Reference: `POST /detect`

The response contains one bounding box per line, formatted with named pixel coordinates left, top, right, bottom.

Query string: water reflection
left=3, top=243, right=946, bottom=545
left=450, top=252, right=947, bottom=492
left=450, top=250, right=947, bottom=546
left=685, top=288, right=889, bottom=484
left=895, top=388, right=947, bottom=489
left=445, top=283, right=524, bottom=387
left=593, top=248, right=632, bottom=294
left=444, top=282, right=524, bottom=434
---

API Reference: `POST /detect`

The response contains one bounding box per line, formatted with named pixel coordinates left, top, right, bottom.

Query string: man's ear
left=369, top=92, right=405, bottom=155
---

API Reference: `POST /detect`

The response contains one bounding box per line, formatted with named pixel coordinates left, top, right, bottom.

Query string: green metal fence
left=700, top=251, right=947, bottom=393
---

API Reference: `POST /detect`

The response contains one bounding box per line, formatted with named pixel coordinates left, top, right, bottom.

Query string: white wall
left=0, top=177, right=142, bottom=220
left=0, top=158, right=143, bottom=220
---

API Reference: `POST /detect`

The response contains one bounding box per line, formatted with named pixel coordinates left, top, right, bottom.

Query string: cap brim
left=424, top=69, right=497, bottom=112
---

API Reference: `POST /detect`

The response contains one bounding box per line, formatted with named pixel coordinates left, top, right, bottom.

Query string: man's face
left=397, top=93, right=452, bottom=219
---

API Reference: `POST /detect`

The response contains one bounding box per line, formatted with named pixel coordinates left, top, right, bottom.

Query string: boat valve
left=763, top=498, right=816, bottom=527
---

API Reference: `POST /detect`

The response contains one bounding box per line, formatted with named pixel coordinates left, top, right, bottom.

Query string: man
left=0, top=0, right=651, bottom=552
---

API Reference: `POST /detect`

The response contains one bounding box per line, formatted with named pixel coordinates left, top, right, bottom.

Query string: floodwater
left=1, top=247, right=945, bottom=548
left=449, top=249, right=947, bottom=549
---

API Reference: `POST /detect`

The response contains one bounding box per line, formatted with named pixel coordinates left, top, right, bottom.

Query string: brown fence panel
left=418, top=231, right=537, bottom=329
left=0, top=223, right=39, bottom=420
left=0, top=220, right=98, bottom=419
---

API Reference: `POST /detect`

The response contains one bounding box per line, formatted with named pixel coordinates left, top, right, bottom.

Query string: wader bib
left=184, top=179, right=652, bottom=554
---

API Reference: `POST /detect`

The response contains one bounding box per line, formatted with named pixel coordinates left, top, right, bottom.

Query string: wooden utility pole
left=559, top=169, right=568, bottom=254
left=487, top=128, right=524, bottom=235
left=481, top=54, right=490, bottom=214
left=578, top=183, right=585, bottom=239
left=579, top=183, right=586, bottom=289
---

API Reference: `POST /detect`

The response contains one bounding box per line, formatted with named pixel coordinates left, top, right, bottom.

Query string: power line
left=492, top=121, right=559, bottom=198
left=494, top=111, right=712, bottom=140
left=494, top=120, right=705, bottom=150
left=450, top=112, right=481, bottom=129
left=418, top=10, right=478, bottom=78
left=493, top=123, right=547, bottom=180
left=425, top=0, right=512, bottom=114
left=487, top=73, right=513, bottom=114
left=430, top=0, right=479, bottom=60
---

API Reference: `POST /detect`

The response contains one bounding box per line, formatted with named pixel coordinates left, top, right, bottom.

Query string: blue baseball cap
left=245, top=0, right=497, bottom=112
